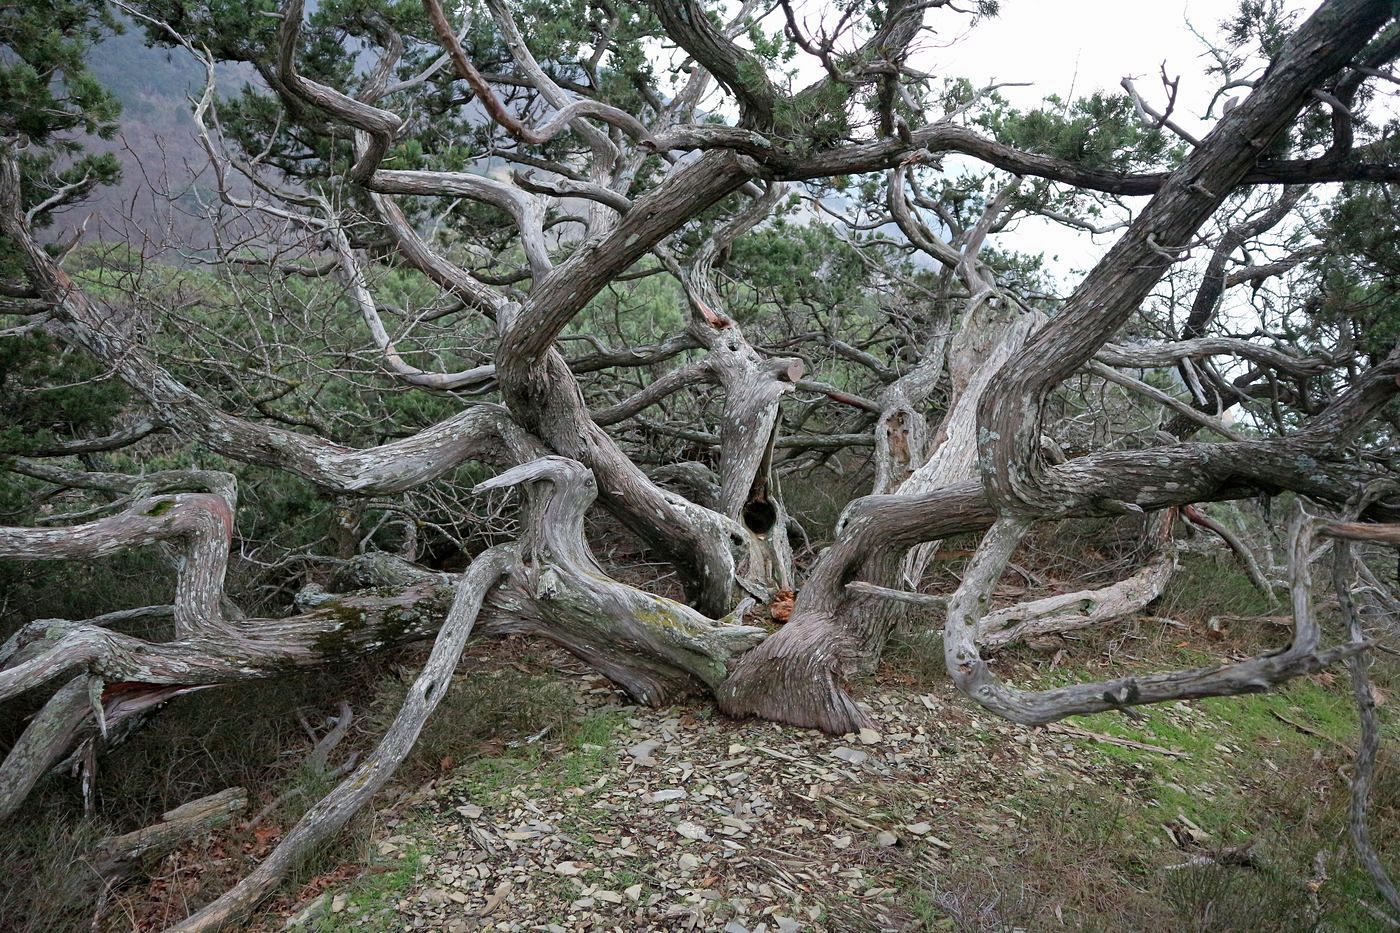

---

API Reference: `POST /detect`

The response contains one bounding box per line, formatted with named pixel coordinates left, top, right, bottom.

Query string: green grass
left=308, top=840, right=434, bottom=931
left=1157, top=552, right=1276, bottom=623
left=994, top=643, right=1397, bottom=929
left=899, top=545, right=1399, bottom=931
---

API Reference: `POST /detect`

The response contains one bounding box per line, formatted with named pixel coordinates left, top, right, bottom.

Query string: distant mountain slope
left=57, top=19, right=250, bottom=248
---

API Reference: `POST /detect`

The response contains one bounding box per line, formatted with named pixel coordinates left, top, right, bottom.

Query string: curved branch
left=943, top=505, right=1357, bottom=725
left=646, top=0, right=781, bottom=130
left=592, top=360, right=717, bottom=426
left=1096, top=337, right=1336, bottom=377
left=976, top=0, right=1393, bottom=517
left=276, top=0, right=400, bottom=183
left=169, top=545, right=513, bottom=932
left=26, top=419, right=163, bottom=457
left=0, top=492, right=234, bottom=638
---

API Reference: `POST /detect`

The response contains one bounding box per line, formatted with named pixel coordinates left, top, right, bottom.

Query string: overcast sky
left=912, top=1, right=1284, bottom=277
left=753, top=1, right=1324, bottom=281
left=929, top=0, right=1241, bottom=130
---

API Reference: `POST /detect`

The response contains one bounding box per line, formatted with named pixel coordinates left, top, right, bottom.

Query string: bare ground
left=247, top=618, right=1396, bottom=933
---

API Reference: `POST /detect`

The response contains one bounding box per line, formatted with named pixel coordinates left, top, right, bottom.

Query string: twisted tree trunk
left=0, top=457, right=763, bottom=819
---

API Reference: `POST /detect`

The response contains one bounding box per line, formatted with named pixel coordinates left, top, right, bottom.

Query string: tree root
left=0, top=458, right=765, bottom=821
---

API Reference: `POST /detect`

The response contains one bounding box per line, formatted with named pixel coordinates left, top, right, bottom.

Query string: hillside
left=41, top=551, right=1390, bottom=933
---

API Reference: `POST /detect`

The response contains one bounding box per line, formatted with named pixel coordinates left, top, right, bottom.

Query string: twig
left=1043, top=722, right=1187, bottom=758
left=1269, top=709, right=1354, bottom=754
left=845, top=581, right=947, bottom=609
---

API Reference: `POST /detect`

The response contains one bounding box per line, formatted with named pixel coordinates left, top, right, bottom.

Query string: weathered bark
left=721, top=0, right=1397, bottom=731
left=0, top=677, right=97, bottom=821
left=721, top=348, right=1400, bottom=730
left=719, top=169, right=1038, bottom=699
left=941, top=504, right=1366, bottom=725
left=1334, top=538, right=1400, bottom=921
left=719, top=483, right=995, bottom=732
left=170, top=546, right=512, bottom=932
left=473, top=458, right=766, bottom=704
left=92, top=787, right=248, bottom=887
left=0, top=578, right=459, bottom=820
left=153, top=456, right=761, bottom=931
left=490, top=151, right=759, bottom=616
left=0, top=456, right=763, bottom=817
left=976, top=0, right=1394, bottom=518
left=668, top=182, right=805, bottom=593
left=1, top=6, right=1397, bottom=927
left=0, top=492, right=235, bottom=637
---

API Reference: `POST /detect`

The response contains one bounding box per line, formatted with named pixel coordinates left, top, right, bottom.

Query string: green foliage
left=1312, top=185, right=1400, bottom=357
left=0, top=331, right=130, bottom=456
left=0, top=0, right=121, bottom=143
left=0, top=0, right=123, bottom=232
left=726, top=220, right=868, bottom=310
left=136, top=0, right=281, bottom=63
left=978, top=90, right=1179, bottom=174
left=1218, top=0, right=1297, bottom=71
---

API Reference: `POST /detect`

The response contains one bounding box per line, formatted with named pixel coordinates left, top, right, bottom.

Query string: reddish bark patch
left=769, top=589, right=796, bottom=623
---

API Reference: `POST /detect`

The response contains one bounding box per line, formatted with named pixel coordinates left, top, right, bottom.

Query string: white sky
left=928, top=0, right=1241, bottom=128
left=923, top=0, right=1239, bottom=277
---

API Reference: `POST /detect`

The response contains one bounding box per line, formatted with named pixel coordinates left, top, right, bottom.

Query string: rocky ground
left=263, top=621, right=1389, bottom=932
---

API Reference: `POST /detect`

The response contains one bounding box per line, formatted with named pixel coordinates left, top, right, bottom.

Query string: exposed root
left=718, top=612, right=871, bottom=735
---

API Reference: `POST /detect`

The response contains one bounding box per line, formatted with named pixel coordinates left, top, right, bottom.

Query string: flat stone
left=628, top=739, right=662, bottom=759
left=676, top=821, right=708, bottom=840
left=830, top=747, right=868, bottom=765
left=649, top=788, right=688, bottom=802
